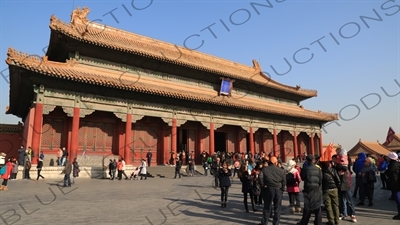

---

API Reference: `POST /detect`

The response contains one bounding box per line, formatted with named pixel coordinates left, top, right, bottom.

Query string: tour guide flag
left=385, top=127, right=395, bottom=144
left=320, top=141, right=334, bottom=162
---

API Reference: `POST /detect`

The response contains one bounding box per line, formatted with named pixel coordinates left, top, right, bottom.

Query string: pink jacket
left=286, top=169, right=301, bottom=193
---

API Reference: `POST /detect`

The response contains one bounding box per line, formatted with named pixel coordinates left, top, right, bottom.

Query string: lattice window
left=40, top=118, right=65, bottom=150
left=79, top=121, right=114, bottom=152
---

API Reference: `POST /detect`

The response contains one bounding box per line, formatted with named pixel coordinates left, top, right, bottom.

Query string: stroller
left=130, top=166, right=141, bottom=180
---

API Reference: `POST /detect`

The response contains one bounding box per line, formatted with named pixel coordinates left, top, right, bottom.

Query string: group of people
left=108, top=158, right=148, bottom=181
left=210, top=149, right=400, bottom=225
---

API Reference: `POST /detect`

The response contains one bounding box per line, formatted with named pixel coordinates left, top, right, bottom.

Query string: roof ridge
left=49, top=11, right=318, bottom=97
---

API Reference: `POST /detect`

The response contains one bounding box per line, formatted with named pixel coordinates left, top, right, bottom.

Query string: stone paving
left=0, top=174, right=398, bottom=225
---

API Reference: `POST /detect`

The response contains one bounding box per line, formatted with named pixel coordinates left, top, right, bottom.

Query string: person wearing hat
left=258, top=156, right=286, bottom=225
left=356, top=158, right=376, bottom=206
left=297, top=154, right=323, bottom=225
left=384, top=152, right=400, bottom=220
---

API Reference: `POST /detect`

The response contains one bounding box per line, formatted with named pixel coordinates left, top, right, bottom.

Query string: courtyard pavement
left=0, top=174, right=398, bottom=225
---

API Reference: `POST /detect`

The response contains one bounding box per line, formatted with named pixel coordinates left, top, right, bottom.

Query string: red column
left=70, top=107, right=80, bottom=161
left=293, top=131, right=298, bottom=159
left=273, top=129, right=278, bottom=157
left=249, top=127, right=254, bottom=159
left=124, top=114, right=132, bottom=164
left=260, top=129, right=264, bottom=154
left=171, top=118, right=177, bottom=155
left=31, top=103, right=43, bottom=163
left=209, top=122, right=214, bottom=156
left=310, top=133, right=315, bottom=155
left=319, top=133, right=323, bottom=156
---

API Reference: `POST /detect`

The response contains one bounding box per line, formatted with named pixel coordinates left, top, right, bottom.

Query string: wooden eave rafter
left=48, top=14, right=318, bottom=99
left=6, top=48, right=338, bottom=122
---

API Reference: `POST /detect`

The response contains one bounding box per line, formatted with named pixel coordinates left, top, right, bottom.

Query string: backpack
left=286, top=172, right=296, bottom=186
left=0, top=165, right=7, bottom=175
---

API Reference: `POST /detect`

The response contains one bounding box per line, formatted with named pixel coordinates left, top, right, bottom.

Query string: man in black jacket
left=174, top=158, right=182, bottom=179
left=259, top=156, right=285, bottom=225
left=297, top=155, right=323, bottom=225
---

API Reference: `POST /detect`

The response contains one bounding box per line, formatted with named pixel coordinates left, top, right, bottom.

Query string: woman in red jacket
left=1, top=158, right=14, bottom=191
left=286, top=159, right=302, bottom=213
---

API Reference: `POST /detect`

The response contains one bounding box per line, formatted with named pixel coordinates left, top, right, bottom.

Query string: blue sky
left=0, top=0, right=399, bottom=150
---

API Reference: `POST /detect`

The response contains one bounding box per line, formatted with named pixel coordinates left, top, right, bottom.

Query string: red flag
left=320, top=142, right=334, bottom=162
left=385, top=127, right=395, bottom=144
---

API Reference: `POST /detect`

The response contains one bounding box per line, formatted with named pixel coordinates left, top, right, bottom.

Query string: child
left=286, top=160, right=301, bottom=213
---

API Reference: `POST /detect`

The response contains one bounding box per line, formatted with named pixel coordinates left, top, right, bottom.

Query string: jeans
left=339, top=190, right=355, bottom=216
left=63, top=174, right=71, bottom=186
left=380, top=172, right=387, bottom=188
left=37, top=168, right=44, bottom=180
left=61, top=157, right=66, bottom=166
left=244, top=191, right=255, bottom=211
left=394, top=191, right=400, bottom=215
left=289, top=192, right=300, bottom=207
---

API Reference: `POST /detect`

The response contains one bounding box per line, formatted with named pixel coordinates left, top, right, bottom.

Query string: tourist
left=297, top=155, right=323, bottom=225
left=384, top=152, right=400, bottom=220
left=18, top=146, right=26, bottom=165
left=110, top=159, right=117, bottom=180
left=27, top=147, right=33, bottom=162
left=146, top=150, right=152, bottom=167
left=24, top=158, right=32, bottom=179
left=11, top=158, right=18, bottom=180
left=211, top=158, right=221, bottom=188
left=61, top=159, right=72, bottom=187
left=203, top=160, right=209, bottom=176
left=377, top=155, right=389, bottom=189
left=117, top=159, right=123, bottom=180
left=61, top=147, right=68, bottom=166
left=72, top=158, right=80, bottom=184
left=219, top=161, right=232, bottom=208
left=188, top=160, right=194, bottom=177
left=36, top=158, right=45, bottom=181
left=252, top=162, right=262, bottom=207
left=57, top=148, right=63, bottom=166
left=259, top=156, right=285, bottom=225
left=174, top=157, right=182, bottom=179
left=336, top=165, right=357, bottom=222
left=286, top=159, right=301, bottom=213
left=0, top=158, right=13, bottom=191
left=321, top=161, right=340, bottom=225
left=139, top=159, right=147, bottom=180
left=238, top=164, right=256, bottom=212
left=353, top=152, right=367, bottom=199
left=39, top=151, right=45, bottom=162
left=232, top=159, right=240, bottom=178
left=121, top=158, right=129, bottom=180
left=357, top=158, right=376, bottom=206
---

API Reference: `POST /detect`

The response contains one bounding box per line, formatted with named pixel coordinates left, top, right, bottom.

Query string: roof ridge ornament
left=70, top=6, right=90, bottom=26
left=252, top=59, right=261, bottom=73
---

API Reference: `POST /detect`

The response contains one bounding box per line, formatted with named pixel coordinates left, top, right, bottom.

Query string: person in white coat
left=140, top=159, right=147, bottom=180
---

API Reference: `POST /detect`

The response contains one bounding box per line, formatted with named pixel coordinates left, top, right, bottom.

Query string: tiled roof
left=358, top=141, right=391, bottom=156
left=49, top=14, right=318, bottom=98
left=6, top=48, right=338, bottom=122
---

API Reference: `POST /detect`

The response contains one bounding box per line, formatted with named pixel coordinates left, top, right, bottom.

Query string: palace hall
left=5, top=7, right=338, bottom=165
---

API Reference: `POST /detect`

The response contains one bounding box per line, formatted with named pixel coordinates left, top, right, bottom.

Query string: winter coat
left=73, top=161, right=80, bottom=177
left=12, top=162, right=18, bottom=173
left=322, top=167, right=340, bottom=190
left=240, top=171, right=254, bottom=193
left=301, top=162, right=322, bottom=193
left=385, top=160, right=400, bottom=192
left=286, top=168, right=301, bottom=193
left=62, top=161, right=72, bottom=175
left=353, top=152, right=366, bottom=175
left=140, top=161, right=147, bottom=175
left=338, top=169, right=352, bottom=191
left=219, top=169, right=232, bottom=187
left=1, top=162, right=13, bottom=179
